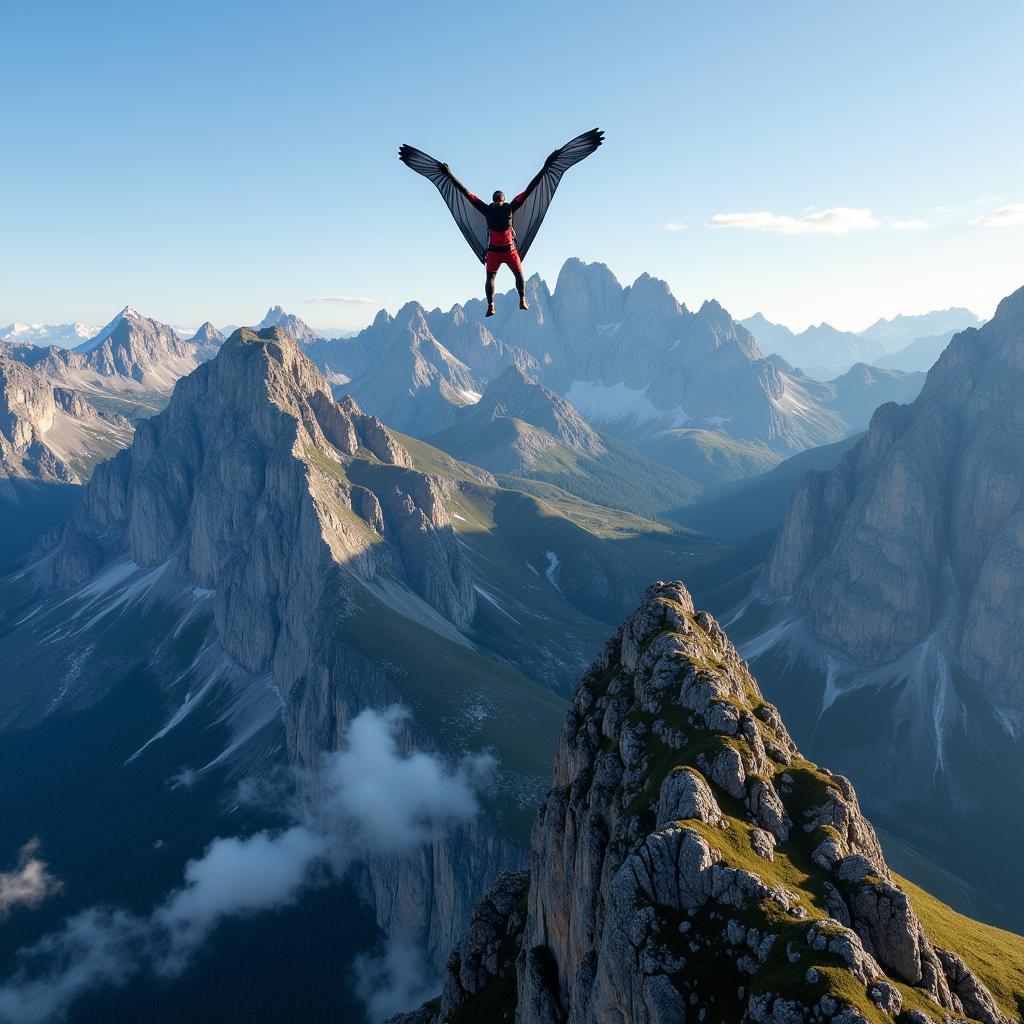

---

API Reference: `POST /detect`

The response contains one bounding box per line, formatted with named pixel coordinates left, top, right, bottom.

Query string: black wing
left=398, top=145, right=489, bottom=263
left=513, top=128, right=604, bottom=261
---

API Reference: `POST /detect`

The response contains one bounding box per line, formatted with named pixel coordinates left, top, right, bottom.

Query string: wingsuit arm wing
left=398, top=144, right=489, bottom=263
left=510, top=128, right=604, bottom=261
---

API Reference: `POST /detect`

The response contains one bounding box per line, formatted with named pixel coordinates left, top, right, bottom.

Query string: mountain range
left=742, top=307, right=984, bottom=377
left=301, top=260, right=926, bottom=491
left=1, top=278, right=1019, bottom=1022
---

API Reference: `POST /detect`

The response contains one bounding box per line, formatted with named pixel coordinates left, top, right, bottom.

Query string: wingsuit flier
left=399, top=129, right=604, bottom=316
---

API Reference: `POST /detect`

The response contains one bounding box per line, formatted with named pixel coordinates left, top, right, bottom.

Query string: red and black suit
left=398, top=129, right=604, bottom=278
left=466, top=190, right=531, bottom=276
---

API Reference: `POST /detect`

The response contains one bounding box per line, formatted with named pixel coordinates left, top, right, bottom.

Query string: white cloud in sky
left=973, top=195, right=1002, bottom=204
left=0, top=840, right=62, bottom=919
left=0, top=707, right=492, bottom=1024
left=306, top=295, right=377, bottom=305
left=890, top=219, right=928, bottom=230
left=662, top=222, right=686, bottom=232
left=969, top=203, right=1024, bottom=227
left=707, top=207, right=880, bottom=235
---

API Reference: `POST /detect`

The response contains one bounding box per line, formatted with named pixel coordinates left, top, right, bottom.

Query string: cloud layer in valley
left=0, top=707, right=493, bottom=1024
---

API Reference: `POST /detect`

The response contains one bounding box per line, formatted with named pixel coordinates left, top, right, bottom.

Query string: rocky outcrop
left=403, top=582, right=1010, bottom=1024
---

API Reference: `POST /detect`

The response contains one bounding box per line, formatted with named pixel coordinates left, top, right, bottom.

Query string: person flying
left=399, top=129, right=604, bottom=317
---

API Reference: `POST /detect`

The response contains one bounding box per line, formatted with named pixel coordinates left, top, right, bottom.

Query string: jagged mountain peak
left=418, top=581, right=1012, bottom=1024
left=189, top=320, right=224, bottom=342
left=254, top=305, right=320, bottom=344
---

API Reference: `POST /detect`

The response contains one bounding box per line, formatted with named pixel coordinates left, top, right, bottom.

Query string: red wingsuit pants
left=485, top=248, right=523, bottom=274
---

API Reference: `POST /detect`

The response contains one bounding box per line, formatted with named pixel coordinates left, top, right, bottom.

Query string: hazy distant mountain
left=0, top=321, right=99, bottom=349
left=428, top=364, right=605, bottom=475
left=740, top=312, right=886, bottom=378
left=873, top=330, right=957, bottom=372
left=187, top=320, right=226, bottom=359
left=860, top=306, right=982, bottom=348
left=255, top=304, right=321, bottom=344
left=731, top=283, right=1024, bottom=920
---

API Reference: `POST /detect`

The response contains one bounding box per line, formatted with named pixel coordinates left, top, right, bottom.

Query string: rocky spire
left=399, top=582, right=1011, bottom=1024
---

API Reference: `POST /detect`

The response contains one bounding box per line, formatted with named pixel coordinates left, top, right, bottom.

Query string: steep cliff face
left=4, top=327, right=524, bottom=975
left=0, top=356, right=132, bottom=483
left=728, top=285, right=1024, bottom=923
left=764, top=285, right=1024, bottom=710
left=407, top=583, right=1013, bottom=1024
left=44, top=326, right=474, bottom=678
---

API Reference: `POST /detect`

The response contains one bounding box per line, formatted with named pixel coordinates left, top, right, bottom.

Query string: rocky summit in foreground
left=396, top=582, right=1014, bottom=1024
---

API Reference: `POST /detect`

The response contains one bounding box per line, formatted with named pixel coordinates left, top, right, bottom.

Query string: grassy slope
left=331, top=586, right=566, bottom=839
left=425, top=417, right=703, bottom=524
left=681, top=432, right=862, bottom=542
left=898, top=874, right=1024, bottom=1019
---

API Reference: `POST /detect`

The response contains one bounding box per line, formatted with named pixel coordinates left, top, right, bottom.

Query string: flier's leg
left=511, top=254, right=528, bottom=310
left=485, top=271, right=497, bottom=315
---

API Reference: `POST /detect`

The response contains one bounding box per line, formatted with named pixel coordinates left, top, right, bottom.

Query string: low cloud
left=969, top=203, right=1024, bottom=227
left=354, top=936, right=439, bottom=1022
left=322, top=706, right=494, bottom=852
left=708, top=207, right=880, bottom=235
left=662, top=222, right=685, bottom=232
left=0, top=840, right=62, bottom=919
left=890, top=219, right=928, bottom=230
left=0, top=707, right=491, bottom=1023
left=306, top=295, right=377, bottom=305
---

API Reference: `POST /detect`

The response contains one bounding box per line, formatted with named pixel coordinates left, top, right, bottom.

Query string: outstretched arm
left=441, top=163, right=488, bottom=213
left=510, top=150, right=559, bottom=212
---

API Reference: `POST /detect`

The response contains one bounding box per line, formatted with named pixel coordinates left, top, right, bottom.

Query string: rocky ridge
left=402, top=582, right=1011, bottom=1024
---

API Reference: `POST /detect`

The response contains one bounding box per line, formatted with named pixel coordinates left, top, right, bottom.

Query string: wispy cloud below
left=662, top=222, right=686, bottom=232
left=969, top=203, right=1024, bottom=227
left=0, top=840, right=62, bottom=919
left=0, top=707, right=493, bottom=1024
left=306, top=295, right=377, bottom=305
left=707, top=207, right=880, bottom=235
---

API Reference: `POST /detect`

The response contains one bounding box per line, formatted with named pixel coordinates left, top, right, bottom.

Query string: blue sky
left=3, top=0, right=1023, bottom=334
